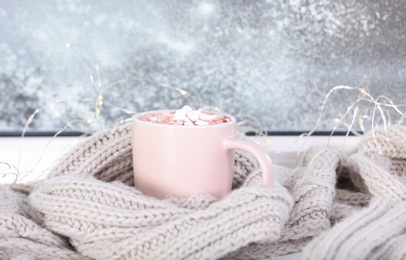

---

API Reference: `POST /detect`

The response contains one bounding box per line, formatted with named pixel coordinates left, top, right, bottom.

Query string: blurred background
left=0, top=0, right=405, bottom=133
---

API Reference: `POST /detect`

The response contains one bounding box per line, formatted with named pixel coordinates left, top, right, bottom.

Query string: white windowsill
left=0, top=135, right=360, bottom=184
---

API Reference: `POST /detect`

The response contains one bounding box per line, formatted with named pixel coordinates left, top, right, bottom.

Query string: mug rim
left=133, top=109, right=236, bottom=128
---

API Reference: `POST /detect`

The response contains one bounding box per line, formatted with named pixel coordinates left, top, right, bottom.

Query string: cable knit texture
left=1, top=124, right=406, bottom=259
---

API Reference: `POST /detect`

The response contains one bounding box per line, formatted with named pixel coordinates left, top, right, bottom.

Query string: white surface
left=0, top=135, right=361, bottom=260
left=249, top=135, right=360, bottom=167
left=0, top=135, right=360, bottom=184
left=0, top=136, right=83, bottom=184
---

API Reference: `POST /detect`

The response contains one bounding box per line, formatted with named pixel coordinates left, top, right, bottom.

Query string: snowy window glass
left=1, top=1, right=405, bottom=134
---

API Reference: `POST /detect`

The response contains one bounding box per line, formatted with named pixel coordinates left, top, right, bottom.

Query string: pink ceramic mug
left=132, top=110, right=274, bottom=199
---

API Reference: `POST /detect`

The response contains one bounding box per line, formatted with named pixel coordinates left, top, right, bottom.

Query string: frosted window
left=0, top=1, right=405, bottom=132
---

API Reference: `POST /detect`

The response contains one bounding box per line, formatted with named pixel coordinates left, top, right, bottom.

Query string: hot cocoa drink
left=140, top=106, right=231, bottom=126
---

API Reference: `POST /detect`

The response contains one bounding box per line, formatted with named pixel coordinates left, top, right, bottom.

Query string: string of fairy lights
left=2, top=43, right=406, bottom=185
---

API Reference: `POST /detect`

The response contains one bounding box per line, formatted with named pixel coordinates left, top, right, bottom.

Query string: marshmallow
left=195, top=120, right=210, bottom=126
left=187, top=110, right=201, bottom=122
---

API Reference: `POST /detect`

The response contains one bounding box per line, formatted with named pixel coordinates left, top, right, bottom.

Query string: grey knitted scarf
left=1, top=124, right=406, bottom=259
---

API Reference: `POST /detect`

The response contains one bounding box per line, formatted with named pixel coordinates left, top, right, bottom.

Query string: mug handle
left=223, top=138, right=274, bottom=187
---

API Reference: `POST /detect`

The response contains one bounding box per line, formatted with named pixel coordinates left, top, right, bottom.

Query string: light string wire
left=0, top=162, right=19, bottom=190
left=1, top=44, right=405, bottom=186
left=13, top=43, right=218, bottom=184
left=263, top=86, right=406, bottom=155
